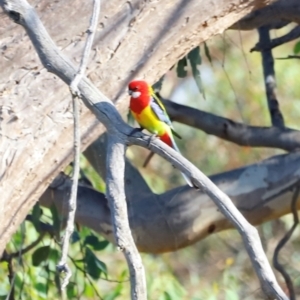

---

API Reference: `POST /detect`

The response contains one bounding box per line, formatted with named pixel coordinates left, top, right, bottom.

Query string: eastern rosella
left=128, top=80, right=192, bottom=187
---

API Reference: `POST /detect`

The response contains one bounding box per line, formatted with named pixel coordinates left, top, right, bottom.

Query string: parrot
left=128, top=80, right=193, bottom=187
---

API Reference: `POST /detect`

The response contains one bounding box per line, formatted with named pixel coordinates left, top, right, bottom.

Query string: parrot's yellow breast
left=132, top=106, right=169, bottom=137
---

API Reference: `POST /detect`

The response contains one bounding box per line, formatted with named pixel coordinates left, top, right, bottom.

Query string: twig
left=5, top=223, right=26, bottom=300
left=273, top=186, right=300, bottom=300
left=258, top=26, right=285, bottom=128
left=69, top=0, right=100, bottom=96
left=106, top=134, right=147, bottom=300
left=251, top=26, right=300, bottom=52
left=276, top=55, right=300, bottom=60
left=69, top=255, right=128, bottom=283
left=68, top=256, right=104, bottom=300
left=162, top=99, right=300, bottom=151
left=142, top=151, right=155, bottom=168
left=6, top=256, right=15, bottom=300
left=56, top=91, right=80, bottom=289
left=57, top=0, right=100, bottom=290
left=1, top=233, right=45, bottom=261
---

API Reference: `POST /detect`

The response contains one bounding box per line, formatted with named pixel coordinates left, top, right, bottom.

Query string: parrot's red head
left=128, top=80, right=150, bottom=99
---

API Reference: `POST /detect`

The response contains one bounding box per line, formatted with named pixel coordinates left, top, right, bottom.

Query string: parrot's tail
left=160, top=132, right=193, bottom=187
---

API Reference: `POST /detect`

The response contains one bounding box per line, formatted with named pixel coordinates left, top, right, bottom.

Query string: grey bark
left=106, top=134, right=147, bottom=300
left=163, top=99, right=300, bottom=151
left=41, top=142, right=300, bottom=254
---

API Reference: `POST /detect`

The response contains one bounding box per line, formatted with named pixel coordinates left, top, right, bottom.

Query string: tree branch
left=251, top=25, right=300, bottom=52
left=57, top=0, right=100, bottom=290
left=258, top=26, right=285, bottom=128
left=42, top=149, right=300, bottom=300
left=106, top=134, right=146, bottom=300
left=277, top=55, right=300, bottom=60
left=40, top=150, right=300, bottom=254
left=1, top=233, right=45, bottom=261
left=162, top=99, right=299, bottom=151
left=273, top=186, right=300, bottom=300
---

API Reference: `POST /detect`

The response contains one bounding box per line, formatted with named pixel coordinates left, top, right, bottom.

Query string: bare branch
left=162, top=99, right=300, bottom=151
left=69, top=0, right=100, bottom=96
left=1, top=233, right=45, bottom=261
left=106, top=134, right=147, bottom=300
left=251, top=25, right=300, bottom=52
left=6, top=254, right=15, bottom=300
left=56, top=94, right=80, bottom=289
left=258, top=26, right=285, bottom=128
left=277, top=55, right=300, bottom=60
left=273, top=186, right=300, bottom=300
left=57, top=0, right=100, bottom=289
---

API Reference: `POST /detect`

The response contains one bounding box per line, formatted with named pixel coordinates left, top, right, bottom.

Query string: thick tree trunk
left=0, top=0, right=276, bottom=254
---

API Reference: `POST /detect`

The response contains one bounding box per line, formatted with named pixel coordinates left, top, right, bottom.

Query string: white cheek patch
left=132, top=91, right=141, bottom=98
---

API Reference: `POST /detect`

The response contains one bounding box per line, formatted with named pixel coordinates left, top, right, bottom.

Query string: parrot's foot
left=148, top=134, right=158, bottom=147
left=130, top=127, right=144, bottom=135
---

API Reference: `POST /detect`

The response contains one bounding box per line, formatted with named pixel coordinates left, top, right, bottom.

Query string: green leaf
left=176, top=57, right=187, bottom=78
left=84, top=247, right=107, bottom=279
left=104, top=289, right=122, bottom=300
left=203, top=42, right=212, bottom=64
left=152, top=75, right=165, bottom=92
left=67, top=283, right=77, bottom=299
left=127, top=111, right=135, bottom=126
left=93, top=240, right=109, bottom=251
left=95, top=258, right=108, bottom=276
left=84, top=284, right=95, bottom=297
left=50, top=204, right=61, bottom=240
left=187, top=46, right=201, bottom=65
left=188, top=46, right=205, bottom=98
left=293, top=41, right=300, bottom=54
left=49, top=248, right=59, bottom=262
left=71, top=231, right=80, bottom=244
left=54, top=273, right=61, bottom=293
left=84, top=235, right=109, bottom=251
left=32, top=245, right=50, bottom=266
left=31, top=203, right=42, bottom=232
left=35, top=282, right=47, bottom=297
left=84, top=235, right=99, bottom=247
left=84, top=248, right=101, bottom=279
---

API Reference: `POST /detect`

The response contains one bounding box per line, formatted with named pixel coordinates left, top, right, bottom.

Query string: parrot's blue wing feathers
left=150, top=97, right=173, bottom=127
left=150, top=94, right=182, bottom=139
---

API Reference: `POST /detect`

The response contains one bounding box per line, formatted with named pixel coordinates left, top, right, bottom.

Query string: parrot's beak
left=128, top=90, right=133, bottom=95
